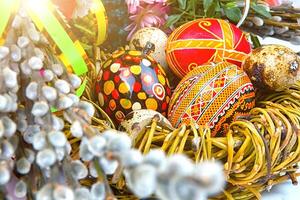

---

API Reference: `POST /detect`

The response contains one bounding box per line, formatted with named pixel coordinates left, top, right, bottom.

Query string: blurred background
left=260, top=0, right=300, bottom=52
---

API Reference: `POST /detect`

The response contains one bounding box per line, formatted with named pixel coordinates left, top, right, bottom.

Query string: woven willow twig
left=69, top=62, right=300, bottom=199
left=118, top=98, right=300, bottom=199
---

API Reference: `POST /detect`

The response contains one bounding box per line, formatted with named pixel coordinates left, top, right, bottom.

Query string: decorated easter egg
left=95, top=50, right=172, bottom=125
left=129, top=27, right=169, bottom=71
left=119, top=109, right=173, bottom=133
left=166, top=18, right=251, bottom=78
left=243, top=44, right=300, bottom=91
left=168, top=62, right=255, bottom=136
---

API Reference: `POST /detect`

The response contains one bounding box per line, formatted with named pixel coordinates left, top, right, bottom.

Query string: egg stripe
left=167, top=42, right=249, bottom=66
left=169, top=64, right=218, bottom=122
left=218, top=19, right=234, bottom=50
left=167, top=46, right=247, bottom=78
left=168, top=63, right=221, bottom=118
left=168, top=76, right=200, bottom=118
left=211, top=49, right=224, bottom=63
left=218, top=19, right=226, bottom=60
left=234, top=32, right=247, bottom=49
left=209, top=82, right=255, bottom=126
left=190, top=66, right=244, bottom=124
left=205, top=74, right=252, bottom=126
left=166, top=39, right=224, bottom=54
left=167, top=45, right=249, bottom=56
left=173, top=63, right=232, bottom=127
left=209, top=83, right=255, bottom=136
left=168, top=63, right=214, bottom=119
left=223, top=52, right=248, bottom=62
left=198, top=20, right=222, bottom=40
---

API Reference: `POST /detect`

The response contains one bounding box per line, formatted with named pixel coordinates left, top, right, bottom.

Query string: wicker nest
left=62, top=1, right=300, bottom=199
left=67, top=62, right=300, bottom=200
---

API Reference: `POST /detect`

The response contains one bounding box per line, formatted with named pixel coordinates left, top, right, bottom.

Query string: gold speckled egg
left=243, top=45, right=300, bottom=91
left=119, top=109, right=172, bottom=133
left=129, top=27, right=169, bottom=72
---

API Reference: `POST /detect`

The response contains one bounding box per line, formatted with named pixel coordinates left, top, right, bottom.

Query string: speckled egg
left=119, top=109, right=173, bottom=133
left=243, top=44, right=300, bottom=91
left=129, top=27, right=169, bottom=72
left=168, top=62, right=255, bottom=136
left=95, top=50, right=172, bottom=125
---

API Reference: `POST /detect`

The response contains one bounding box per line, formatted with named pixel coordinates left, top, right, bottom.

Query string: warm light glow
left=26, top=0, right=49, bottom=13
left=90, top=1, right=99, bottom=11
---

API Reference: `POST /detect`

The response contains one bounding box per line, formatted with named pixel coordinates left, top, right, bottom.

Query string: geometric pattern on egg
left=168, top=62, right=256, bottom=136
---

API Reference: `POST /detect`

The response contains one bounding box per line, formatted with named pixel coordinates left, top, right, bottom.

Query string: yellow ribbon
left=91, top=0, right=108, bottom=45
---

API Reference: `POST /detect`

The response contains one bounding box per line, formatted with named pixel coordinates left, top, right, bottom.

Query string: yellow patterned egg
left=168, top=62, right=256, bottom=136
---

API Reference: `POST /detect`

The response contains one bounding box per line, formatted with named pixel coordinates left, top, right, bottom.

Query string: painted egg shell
left=168, top=62, right=255, bottom=136
left=129, top=27, right=169, bottom=72
left=119, top=109, right=172, bottom=133
left=243, top=44, right=300, bottom=91
left=95, top=50, right=172, bottom=125
left=166, top=18, right=251, bottom=78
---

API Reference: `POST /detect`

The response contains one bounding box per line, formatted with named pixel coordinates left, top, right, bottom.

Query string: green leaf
left=251, top=3, right=272, bottom=18
left=203, top=0, right=213, bottom=12
left=225, top=2, right=237, bottom=9
left=215, top=1, right=221, bottom=12
left=206, top=1, right=218, bottom=17
left=250, top=34, right=262, bottom=49
left=177, top=0, right=187, bottom=10
left=224, top=7, right=242, bottom=23
left=187, top=0, right=197, bottom=16
left=166, top=14, right=182, bottom=27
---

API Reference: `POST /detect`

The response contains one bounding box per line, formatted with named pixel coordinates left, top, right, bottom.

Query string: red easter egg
left=166, top=18, right=251, bottom=78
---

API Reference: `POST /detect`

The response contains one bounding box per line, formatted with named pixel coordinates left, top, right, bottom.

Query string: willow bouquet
left=0, top=0, right=300, bottom=200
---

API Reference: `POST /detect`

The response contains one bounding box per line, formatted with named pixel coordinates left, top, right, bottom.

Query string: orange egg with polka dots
left=95, top=50, right=172, bottom=125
